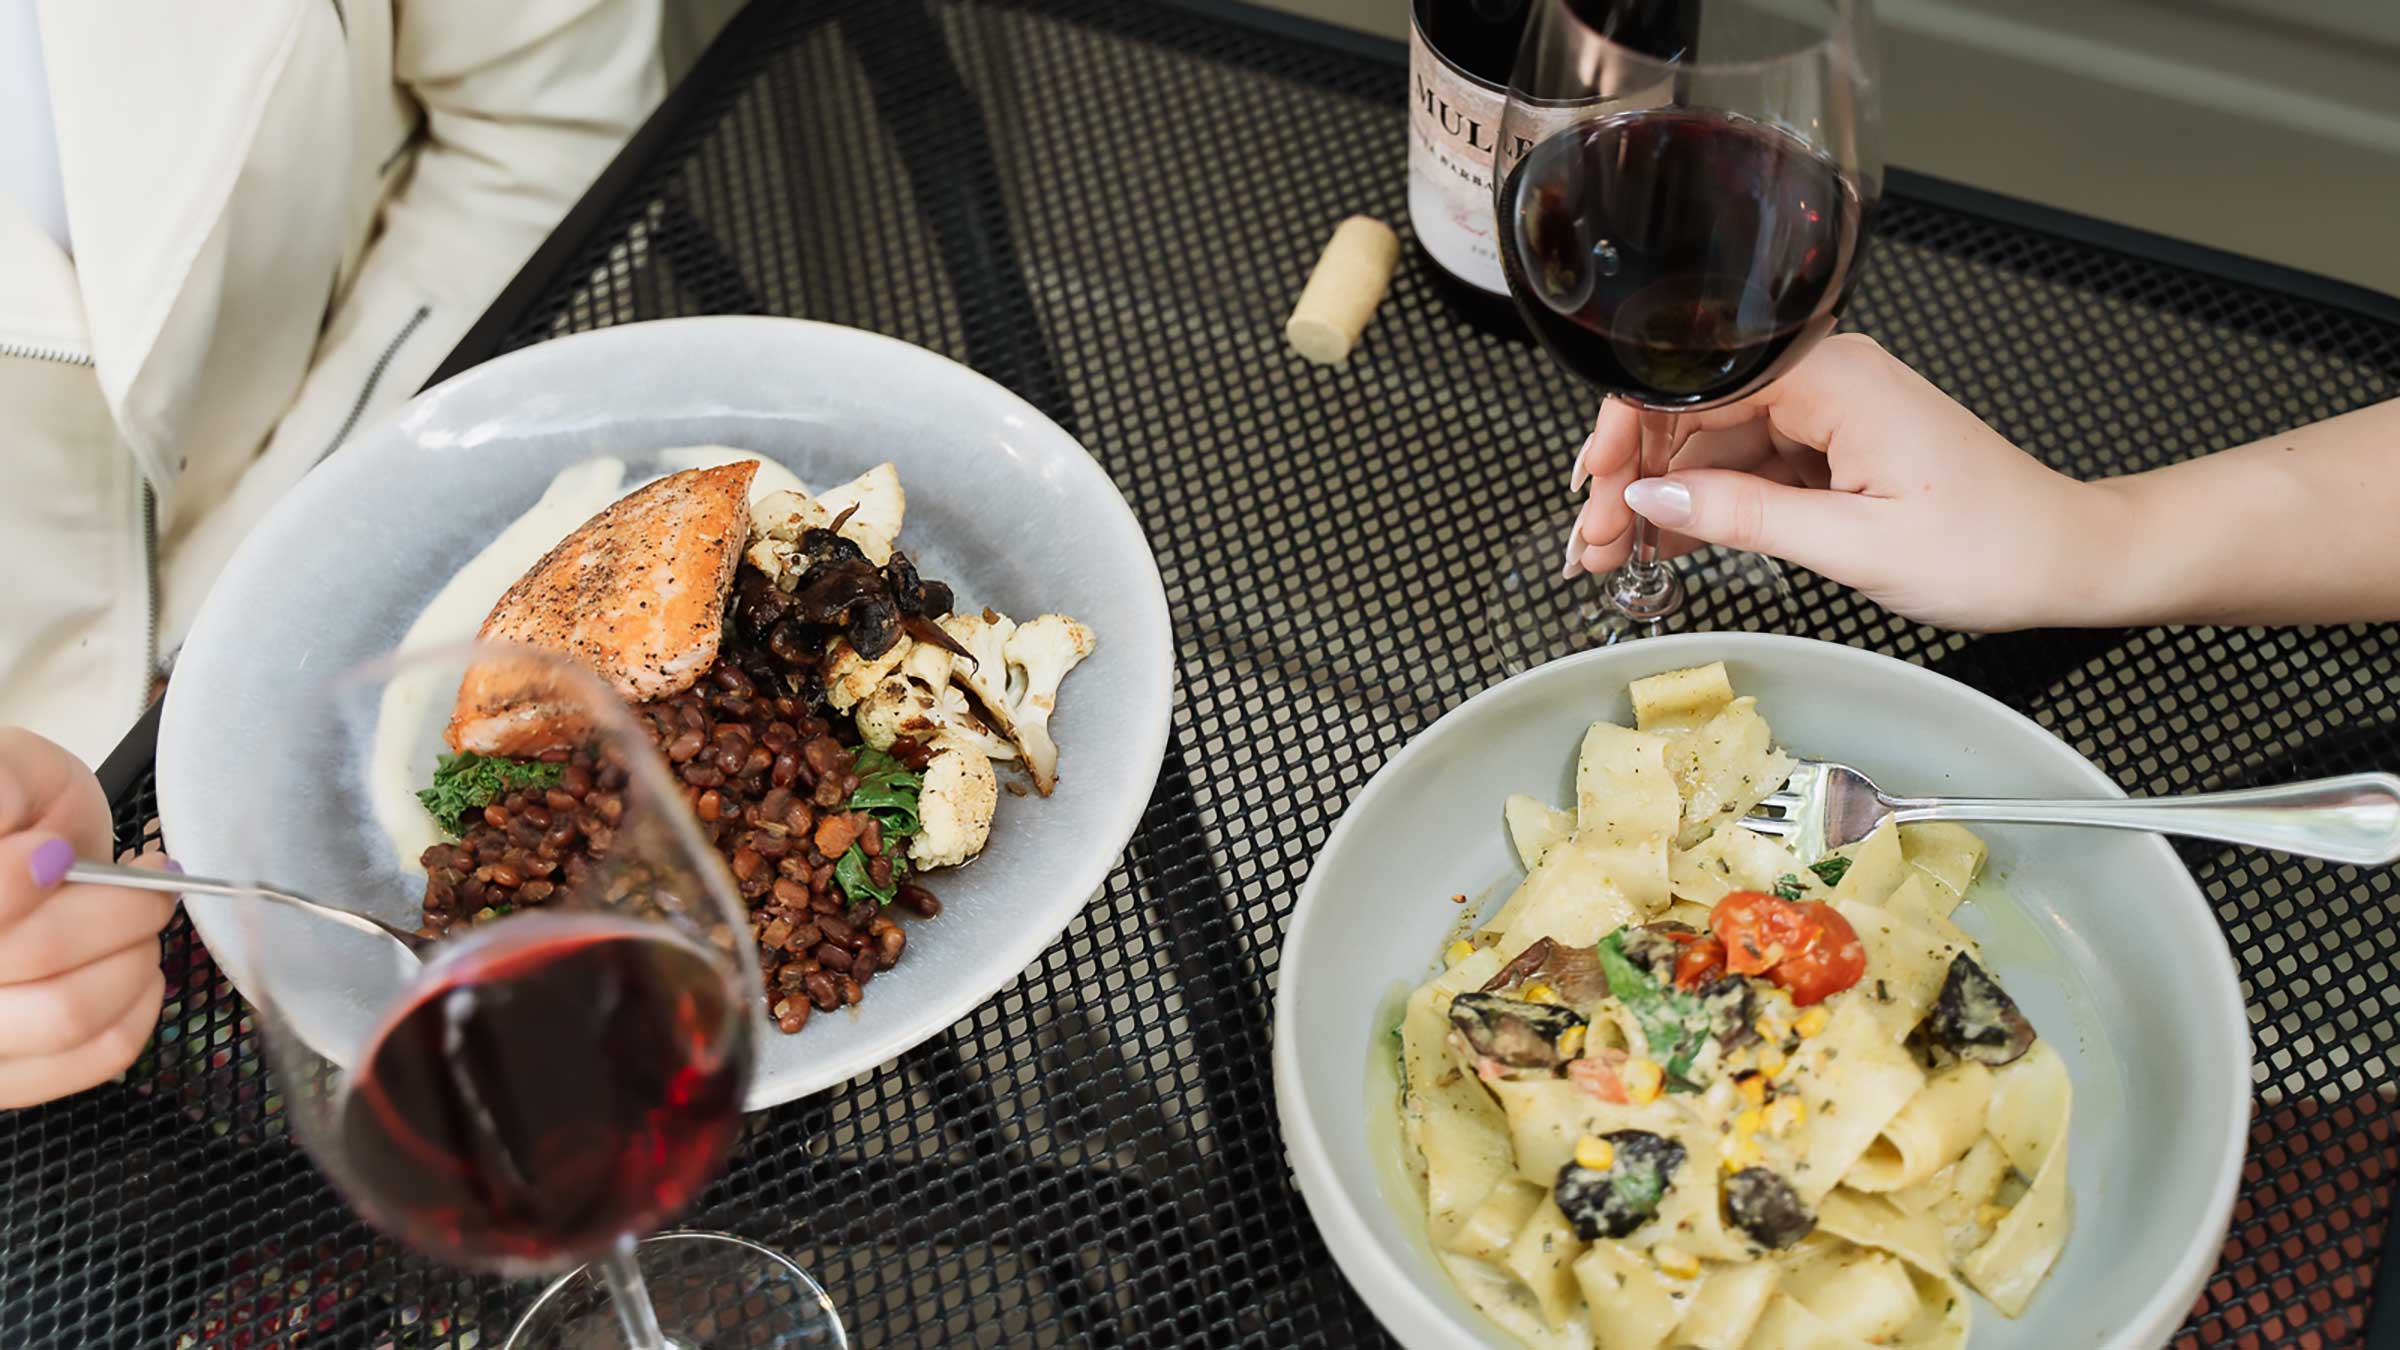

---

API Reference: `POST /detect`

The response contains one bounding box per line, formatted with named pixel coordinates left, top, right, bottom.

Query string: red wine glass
left=232, top=642, right=842, bottom=1348
left=1494, top=0, right=1880, bottom=640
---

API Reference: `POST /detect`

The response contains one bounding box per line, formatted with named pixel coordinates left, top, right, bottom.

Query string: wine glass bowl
left=1492, top=0, right=1880, bottom=629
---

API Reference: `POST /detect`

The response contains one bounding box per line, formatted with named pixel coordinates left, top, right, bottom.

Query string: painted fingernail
left=29, top=837, right=74, bottom=889
left=1569, top=433, right=1595, bottom=493
left=1562, top=528, right=1585, bottom=579
left=1576, top=494, right=1607, bottom=542
left=163, top=857, right=184, bottom=875
left=1624, top=478, right=1694, bottom=529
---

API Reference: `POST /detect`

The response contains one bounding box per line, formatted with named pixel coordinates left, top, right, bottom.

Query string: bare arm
left=1567, top=336, right=2400, bottom=632
left=2092, top=401, right=2400, bottom=627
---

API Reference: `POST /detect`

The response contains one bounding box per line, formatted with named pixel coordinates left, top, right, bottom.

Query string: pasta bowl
left=1273, top=633, right=2247, bottom=1349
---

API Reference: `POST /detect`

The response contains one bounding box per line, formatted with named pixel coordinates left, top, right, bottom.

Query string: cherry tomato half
left=1711, top=891, right=1810, bottom=975
left=1769, top=902, right=1867, bottom=1006
left=1658, top=929, right=1728, bottom=990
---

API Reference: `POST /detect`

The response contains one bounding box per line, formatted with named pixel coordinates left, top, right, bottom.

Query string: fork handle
left=1884, top=772, right=2400, bottom=866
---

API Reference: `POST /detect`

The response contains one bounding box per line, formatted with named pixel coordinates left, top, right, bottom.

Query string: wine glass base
left=1479, top=530, right=1800, bottom=673
left=505, top=1232, right=845, bottom=1350
left=1602, top=561, right=1686, bottom=624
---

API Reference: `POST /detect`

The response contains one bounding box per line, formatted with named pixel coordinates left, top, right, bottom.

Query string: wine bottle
left=1406, top=0, right=1533, bottom=324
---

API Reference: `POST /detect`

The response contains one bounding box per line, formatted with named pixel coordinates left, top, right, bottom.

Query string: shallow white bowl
left=1274, top=633, right=2248, bottom=1349
left=159, top=316, right=1174, bottom=1109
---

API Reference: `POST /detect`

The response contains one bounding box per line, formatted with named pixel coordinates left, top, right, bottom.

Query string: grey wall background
left=662, top=0, right=2400, bottom=297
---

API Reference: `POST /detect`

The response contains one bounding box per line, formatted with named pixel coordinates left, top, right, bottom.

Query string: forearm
left=2086, top=401, right=2400, bottom=627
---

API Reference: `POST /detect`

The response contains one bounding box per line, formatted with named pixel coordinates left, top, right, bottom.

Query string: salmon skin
left=447, top=461, right=758, bottom=756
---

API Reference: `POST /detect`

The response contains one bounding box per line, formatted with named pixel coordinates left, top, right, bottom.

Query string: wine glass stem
left=600, top=1233, right=669, bottom=1350
left=1605, top=409, right=1685, bottom=623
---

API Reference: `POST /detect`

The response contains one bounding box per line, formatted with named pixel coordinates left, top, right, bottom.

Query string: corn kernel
left=1975, top=1203, right=2012, bottom=1230
left=1721, top=1136, right=1764, bottom=1171
left=1445, top=940, right=1476, bottom=966
left=1652, top=1245, right=1701, bottom=1279
left=1766, top=1097, right=1808, bottom=1137
left=1623, top=1057, right=1664, bottom=1105
left=1756, top=1044, right=1789, bottom=1078
left=1733, top=1107, right=1766, bottom=1138
left=1524, top=983, right=1559, bottom=1005
left=1794, top=1006, right=1832, bottom=1039
left=1556, top=1025, right=1588, bottom=1060
left=1575, top=1135, right=1616, bottom=1171
left=1755, top=1013, right=1790, bottom=1044
left=1737, top=1074, right=1769, bottom=1107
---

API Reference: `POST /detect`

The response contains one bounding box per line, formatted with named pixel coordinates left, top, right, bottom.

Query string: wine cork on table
left=1285, top=215, right=1401, bottom=366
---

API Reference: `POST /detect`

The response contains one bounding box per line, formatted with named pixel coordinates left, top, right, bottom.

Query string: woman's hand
left=0, top=729, right=175, bottom=1108
left=1563, top=334, right=2123, bottom=632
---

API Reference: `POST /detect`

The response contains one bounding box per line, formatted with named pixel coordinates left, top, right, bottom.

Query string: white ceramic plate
left=1274, top=633, right=2249, bottom=1350
left=158, top=316, right=1175, bottom=1109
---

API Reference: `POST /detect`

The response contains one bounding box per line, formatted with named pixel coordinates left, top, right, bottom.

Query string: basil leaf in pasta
left=1596, top=931, right=1716, bottom=1088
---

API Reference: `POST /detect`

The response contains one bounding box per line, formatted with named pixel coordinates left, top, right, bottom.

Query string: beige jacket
left=0, top=0, right=661, bottom=767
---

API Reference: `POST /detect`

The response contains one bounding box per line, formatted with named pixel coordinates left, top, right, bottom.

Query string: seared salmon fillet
left=447, top=461, right=758, bottom=755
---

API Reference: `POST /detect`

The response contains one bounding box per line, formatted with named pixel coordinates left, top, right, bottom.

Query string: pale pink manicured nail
left=1625, top=478, right=1695, bottom=528
left=1569, top=433, right=1595, bottom=493
left=1575, top=494, right=1606, bottom=542
left=1561, top=527, right=1584, bottom=579
left=29, top=836, right=74, bottom=889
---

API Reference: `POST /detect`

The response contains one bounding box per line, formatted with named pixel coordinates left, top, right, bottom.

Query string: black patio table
left=9, top=1, right=2399, bottom=1345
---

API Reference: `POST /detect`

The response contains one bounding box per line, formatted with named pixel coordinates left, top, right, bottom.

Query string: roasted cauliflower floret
left=855, top=677, right=941, bottom=750
left=817, top=463, right=904, bottom=565
left=1003, top=615, right=1096, bottom=795
left=940, top=612, right=1021, bottom=740
left=825, top=637, right=912, bottom=713
left=911, top=741, right=997, bottom=869
left=743, top=463, right=906, bottom=581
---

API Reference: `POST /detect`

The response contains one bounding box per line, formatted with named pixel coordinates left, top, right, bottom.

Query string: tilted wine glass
left=224, top=642, right=842, bottom=1348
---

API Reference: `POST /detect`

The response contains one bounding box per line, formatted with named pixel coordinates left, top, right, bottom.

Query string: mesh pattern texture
left=7, top=1, right=2398, bottom=1346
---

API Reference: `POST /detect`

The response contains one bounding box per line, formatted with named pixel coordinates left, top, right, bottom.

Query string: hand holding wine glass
left=233, top=643, right=840, bottom=1349
left=1495, top=0, right=1880, bottom=633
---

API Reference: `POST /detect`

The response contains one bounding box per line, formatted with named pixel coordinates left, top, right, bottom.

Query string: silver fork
left=68, top=860, right=431, bottom=969
left=1742, top=760, right=2400, bottom=866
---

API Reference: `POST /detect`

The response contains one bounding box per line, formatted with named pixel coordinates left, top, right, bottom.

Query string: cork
left=1285, top=215, right=1401, bottom=366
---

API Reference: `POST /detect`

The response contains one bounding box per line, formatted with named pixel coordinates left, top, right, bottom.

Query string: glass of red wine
left=1494, top=0, right=1879, bottom=639
left=235, top=642, right=842, bottom=1348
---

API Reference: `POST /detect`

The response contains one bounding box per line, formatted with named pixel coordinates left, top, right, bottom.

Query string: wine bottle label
left=1407, top=13, right=1513, bottom=296
left=1407, top=16, right=1590, bottom=298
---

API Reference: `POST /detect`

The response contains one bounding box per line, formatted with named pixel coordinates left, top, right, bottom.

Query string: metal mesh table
left=10, top=1, right=2399, bottom=1345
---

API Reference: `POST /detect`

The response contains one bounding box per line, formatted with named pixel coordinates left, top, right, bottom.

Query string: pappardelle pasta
left=1394, top=663, right=2070, bottom=1349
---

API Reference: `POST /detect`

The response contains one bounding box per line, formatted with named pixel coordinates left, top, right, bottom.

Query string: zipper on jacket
left=139, top=480, right=162, bottom=711
left=0, top=339, right=94, bottom=366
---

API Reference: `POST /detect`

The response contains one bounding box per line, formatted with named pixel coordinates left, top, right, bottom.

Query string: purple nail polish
left=163, top=857, right=185, bottom=875
left=29, top=837, right=75, bottom=889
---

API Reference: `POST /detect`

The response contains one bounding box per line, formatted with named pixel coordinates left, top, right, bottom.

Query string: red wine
left=337, top=915, right=748, bottom=1271
left=1497, top=107, right=1866, bottom=408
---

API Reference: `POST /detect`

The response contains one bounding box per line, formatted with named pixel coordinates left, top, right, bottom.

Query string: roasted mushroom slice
left=1693, top=975, right=1760, bottom=1054
left=1448, top=992, right=1587, bottom=1071
left=1554, top=1130, right=1687, bottom=1240
left=1914, top=953, right=2037, bottom=1066
left=1724, top=1166, right=1815, bottom=1249
left=1480, top=936, right=1610, bottom=1007
left=884, top=551, right=956, bottom=620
